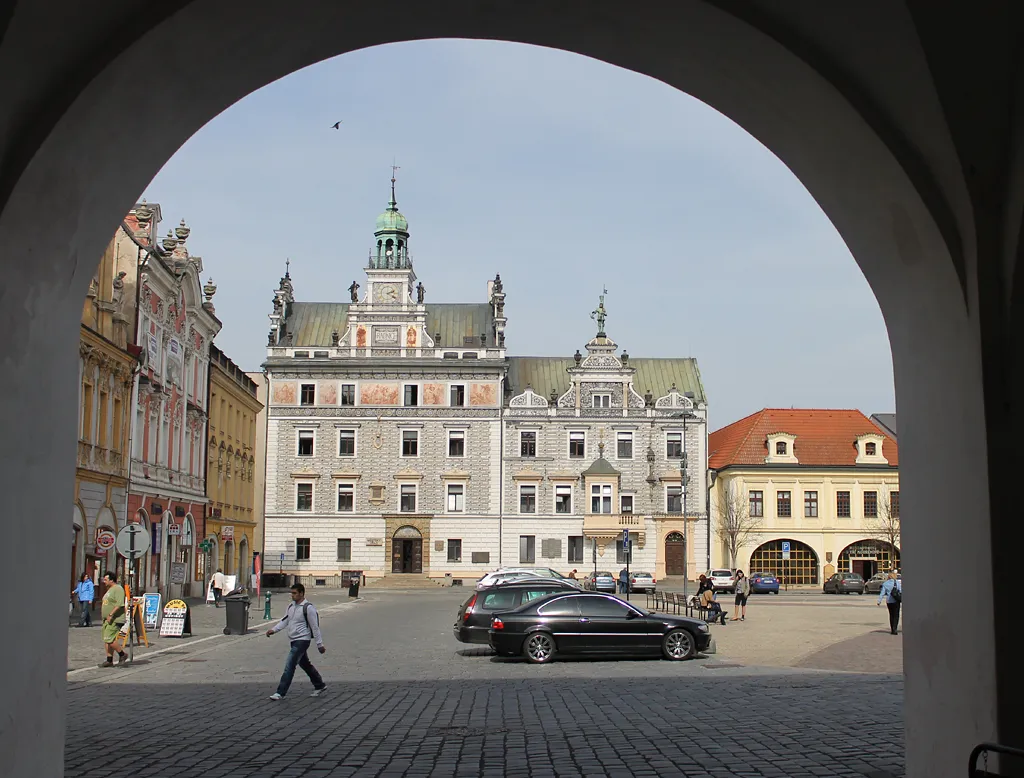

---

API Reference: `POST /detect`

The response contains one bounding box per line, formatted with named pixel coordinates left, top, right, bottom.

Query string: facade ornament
left=644, top=389, right=654, bottom=408
left=480, top=332, right=487, bottom=347
left=621, top=350, right=629, bottom=365
left=111, top=271, right=127, bottom=311
left=268, top=329, right=276, bottom=346
left=590, top=286, right=608, bottom=336
left=87, top=277, right=99, bottom=299
left=348, top=281, right=360, bottom=302
left=331, top=330, right=340, bottom=346
left=203, top=278, right=217, bottom=310
left=498, top=332, right=505, bottom=348
left=135, top=201, right=154, bottom=223
left=493, top=273, right=503, bottom=294
left=574, top=350, right=582, bottom=366
left=175, top=219, right=191, bottom=241
left=161, top=230, right=177, bottom=253
left=416, top=282, right=425, bottom=304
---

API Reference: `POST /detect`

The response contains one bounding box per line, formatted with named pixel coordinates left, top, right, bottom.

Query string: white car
left=475, top=570, right=545, bottom=590
left=707, top=568, right=737, bottom=593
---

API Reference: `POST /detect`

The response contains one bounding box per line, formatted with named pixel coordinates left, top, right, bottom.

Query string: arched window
left=749, top=539, right=819, bottom=584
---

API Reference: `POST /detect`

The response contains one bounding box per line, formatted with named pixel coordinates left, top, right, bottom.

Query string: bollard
left=263, top=590, right=272, bottom=620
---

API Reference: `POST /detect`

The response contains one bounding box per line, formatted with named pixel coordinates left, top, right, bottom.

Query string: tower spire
left=390, top=161, right=400, bottom=209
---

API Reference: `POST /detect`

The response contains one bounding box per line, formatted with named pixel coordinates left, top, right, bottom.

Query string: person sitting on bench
left=700, top=587, right=727, bottom=625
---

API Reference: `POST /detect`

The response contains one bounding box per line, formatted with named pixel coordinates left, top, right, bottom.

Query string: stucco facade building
left=708, top=409, right=900, bottom=585
left=205, top=344, right=262, bottom=588
left=263, top=186, right=708, bottom=583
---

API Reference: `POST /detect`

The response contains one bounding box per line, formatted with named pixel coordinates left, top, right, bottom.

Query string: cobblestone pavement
left=66, top=588, right=904, bottom=777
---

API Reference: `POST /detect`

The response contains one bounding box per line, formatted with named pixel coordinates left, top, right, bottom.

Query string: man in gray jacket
left=266, top=583, right=327, bottom=700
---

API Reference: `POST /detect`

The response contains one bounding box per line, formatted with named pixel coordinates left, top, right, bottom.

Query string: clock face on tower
left=373, top=283, right=400, bottom=304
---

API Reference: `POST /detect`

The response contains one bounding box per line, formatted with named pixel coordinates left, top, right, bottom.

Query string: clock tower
left=366, top=174, right=416, bottom=305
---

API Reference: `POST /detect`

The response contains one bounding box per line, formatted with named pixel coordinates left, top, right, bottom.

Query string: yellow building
left=74, top=224, right=140, bottom=588
left=708, top=409, right=900, bottom=586
left=205, top=344, right=262, bottom=588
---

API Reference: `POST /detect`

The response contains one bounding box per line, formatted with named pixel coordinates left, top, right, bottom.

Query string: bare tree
left=868, top=490, right=901, bottom=570
left=714, top=482, right=763, bottom=569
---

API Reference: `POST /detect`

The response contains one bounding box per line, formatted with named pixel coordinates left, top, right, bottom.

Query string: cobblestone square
left=65, top=588, right=904, bottom=777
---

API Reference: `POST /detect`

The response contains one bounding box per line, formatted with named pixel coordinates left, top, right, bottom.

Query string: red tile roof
left=709, top=409, right=898, bottom=469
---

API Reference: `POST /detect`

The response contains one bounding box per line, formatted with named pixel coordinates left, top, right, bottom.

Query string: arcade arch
left=837, top=539, right=901, bottom=580
left=748, top=539, right=820, bottom=586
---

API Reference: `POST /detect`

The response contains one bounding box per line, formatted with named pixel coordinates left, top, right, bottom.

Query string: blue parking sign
left=781, top=541, right=791, bottom=560
left=623, top=529, right=629, bottom=545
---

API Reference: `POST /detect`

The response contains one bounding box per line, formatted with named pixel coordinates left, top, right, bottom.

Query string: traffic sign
left=623, top=528, right=629, bottom=545
left=116, top=523, right=151, bottom=561
left=781, top=541, right=791, bottom=560
left=95, top=528, right=116, bottom=551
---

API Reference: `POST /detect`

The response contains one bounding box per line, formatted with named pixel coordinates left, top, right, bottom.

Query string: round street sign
left=116, top=523, right=151, bottom=561
left=95, top=528, right=116, bottom=551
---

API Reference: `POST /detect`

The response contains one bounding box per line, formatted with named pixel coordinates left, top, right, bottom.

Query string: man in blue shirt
left=73, top=572, right=95, bottom=627
left=876, top=571, right=902, bottom=635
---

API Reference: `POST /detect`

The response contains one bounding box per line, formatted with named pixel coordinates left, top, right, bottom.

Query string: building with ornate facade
left=123, top=203, right=221, bottom=599
left=246, top=370, right=270, bottom=582
left=206, top=344, right=262, bottom=588
left=73, top=224, right=141, bottom=589
left=262, top=184, right=708, bottom=584
left=708, top=408, right=900, bottom=585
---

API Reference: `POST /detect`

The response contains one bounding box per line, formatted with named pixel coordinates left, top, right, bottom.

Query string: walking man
left=211, top=568, right=226, bottom=608
left=876, top=571, right=902, bottom=634
left=73, top=572, right=94, bottom=627
left=99, top=571, right=128, bottom=667
left=266, top=583, right=327, bottom=700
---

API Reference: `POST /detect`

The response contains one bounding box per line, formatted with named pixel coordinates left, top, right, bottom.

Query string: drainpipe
left=706, top=418, right=712, bottom=572
left=498, top=375, right=505, bottom=567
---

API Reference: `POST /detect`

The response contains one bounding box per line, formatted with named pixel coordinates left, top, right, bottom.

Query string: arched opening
left=392, top=525, right=423, bottom=574
left=748, top=539, right=819, bottom=585
left=223, top=539, right=235, bottom=577
left=180, top=515, right=196, bottom=597
left=238, top=536, right=250, bottom=589
left=161, top=511, right=176, bottom=599
left=664, top=532, right=685, bottom=576
left=71, top=505, right=85, bottom=592
left=838, top=539, right=901, bottom=580
left=203, top=534, right=219, bottom=600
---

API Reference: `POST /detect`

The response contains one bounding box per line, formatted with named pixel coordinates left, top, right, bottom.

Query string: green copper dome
left=375, top=203, right=408, bottom=234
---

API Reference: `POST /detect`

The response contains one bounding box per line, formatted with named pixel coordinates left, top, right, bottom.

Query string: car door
left=576, top=595, right=648, bottom=654
left=534, top=595, right=585, bottom=652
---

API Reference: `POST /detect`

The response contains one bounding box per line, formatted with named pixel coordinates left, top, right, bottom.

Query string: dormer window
left=865, top=442, right=876, bottom=456
left=855, top=434, right=888, bottom=465
left=765, top=433, right=798, bottom=464
left=776, top=441, right=787, bottom=455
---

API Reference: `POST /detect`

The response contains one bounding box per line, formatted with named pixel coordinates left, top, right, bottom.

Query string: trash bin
left=444, top=572, right=452, bottom=587
left=348, top=574, right=360, bottom=598
left=223, top=591, right=250, bottom=635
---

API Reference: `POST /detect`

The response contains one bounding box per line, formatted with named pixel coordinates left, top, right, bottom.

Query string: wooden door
left=411, top=539, right=423, bottom=574
left=391, top=539, right=404, bottom=573
left=665, top=537, right=685, bottom=576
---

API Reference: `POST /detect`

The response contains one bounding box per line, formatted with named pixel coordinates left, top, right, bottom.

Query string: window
left=776, top=441, right=787, bottom=455
left=450, top=385, right=465, bottom=407
left=296, top=538, right=310, bottom=561
left=519, top=485, right=537, bottom=514
left=666, top=431, right=683, bottom=459
left=296, top=483, right=313, bottom=512
left=520, top=431, right=537, bottom=458
left=771, top=491, right=790, bottom=519
left=337, top=483, right=354, bottom=512
left=864, top=490, right=878, bottom=518
left=81, top=383, right=93, bottom=441
left=620, top=494, right=634, bottom=514
left=403, top=385, right=418, bottom=406
left=592, top=393, right=611, bottom=409
left=837, top=491, right=851, bottom=517
left=446, top=483, right=465, bottom=513
left=568, top=536, right=584, bottom=563
left=300, top=384, right=315, bottom=405
left=112, top=397, right=122, bottom=450
left=666, top=485, right=682, bottom=514
left=591, top=484, right=612, bottom=514
left=297, top=429, right=314, bottom=457
left=519, top=535, right=536, bottom=564
left=340, top=384, right=355, bottom=406
left=616, top=431, right=633, bottom=459
left=448, top=430, right=465, bottom=457
left=569, top=431, right=585, bottom=459
left=749, top=490, right=764, bottom=517
left=336, top=538, right=351, bottom=562
left=536, top=596, right=580, bottom=617
left=399, top=484, right=417, bottom=513
left=579, top=596, right=634, bottom=618
left=891, top=491, right=900, bottom=517
left=447, top=539, right=462, bottom=562
left=616, top=539, right=632, bottom=564
left=338, top=429, right=356, bottom=457
left=98, top=390, right=108, bottom=448
left=401, top=430, right=418, bottom=457
left=804, top=491, right=818, bottom=518
left=865, top=442, right=876, bottom=456
left=555, top=485, right=572, bottom=514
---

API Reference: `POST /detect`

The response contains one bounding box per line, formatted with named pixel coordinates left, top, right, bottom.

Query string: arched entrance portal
left=838, top=539, right=901, bottom=579
left=392, top=526, right=423, bottom=574
left=664, top=532, right=685, bottom=576
left=223, top=539, right=235, bottom=577
left=749, top=539, right=819, bottom=585
left=238, top=536, right=250, bottom=589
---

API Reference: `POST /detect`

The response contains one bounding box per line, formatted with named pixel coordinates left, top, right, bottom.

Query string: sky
left=143, top=39, right=895, bottom=431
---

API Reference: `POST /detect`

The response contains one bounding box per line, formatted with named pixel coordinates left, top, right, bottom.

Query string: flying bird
left=331, top=121, right=342, bottom=129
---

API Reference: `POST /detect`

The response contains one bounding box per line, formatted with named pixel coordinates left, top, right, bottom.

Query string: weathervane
left=591, top=286, right=608, bottom=336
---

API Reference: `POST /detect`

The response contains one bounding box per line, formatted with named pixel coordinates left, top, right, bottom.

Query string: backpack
left=890, top=580, right=902, bottom=604
left=301, top=602, right=319, bottom=635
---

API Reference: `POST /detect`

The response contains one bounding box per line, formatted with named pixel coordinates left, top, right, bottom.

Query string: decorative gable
left=855, top=433, right=889, bottom=465
left=509, top=386, right=549, bottom=408
left=764, top=432, right=798, bottom=464
left=655, top=385, right=694, bottom=411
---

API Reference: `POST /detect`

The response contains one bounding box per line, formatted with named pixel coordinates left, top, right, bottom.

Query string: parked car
left=706, top=568, right=737, bottom=593
left=475, top=570, right=544, bottom=590
left=454, top=579, right=578, bottom=644
left=584, top=571, right=617, bottom=592
left=496, top=566, right=571, bottom=579
left=864, top=572, right=902, bottom=594
left=823, top=572, right=866, bottom=594
left=488, top=591, right=712, bottom=663
left=629, top=572, right=656, bottom=593
left=748, top=571, right=780, bottom=594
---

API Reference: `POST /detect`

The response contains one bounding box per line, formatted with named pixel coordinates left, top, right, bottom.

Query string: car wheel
left=523, top=632, right=556, bottom=664
left=662, top=629, right=695, bottom=661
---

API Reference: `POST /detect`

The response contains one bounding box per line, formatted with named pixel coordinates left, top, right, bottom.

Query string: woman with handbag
left=731, top=570, right=750, bottom=621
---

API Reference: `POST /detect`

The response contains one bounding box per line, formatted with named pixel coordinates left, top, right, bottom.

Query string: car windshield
left=632, top=572, right=652, bottom=578
left=751, top=572, right=771, bottom=578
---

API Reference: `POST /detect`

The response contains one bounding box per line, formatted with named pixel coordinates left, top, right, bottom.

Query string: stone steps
left=368, top=575, right=445, bottom=590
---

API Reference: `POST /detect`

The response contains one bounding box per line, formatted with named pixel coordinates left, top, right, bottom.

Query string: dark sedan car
left=865, top=572, right=901, bottom=594
left=454, top=579, right=578, bottom=644
left=823, top=572, right=866, bottom=594
left=488, top=591, right=712, bottom=663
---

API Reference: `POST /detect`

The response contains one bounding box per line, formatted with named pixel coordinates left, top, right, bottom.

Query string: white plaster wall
left=264, top=515, right=386, bottom=575
left=427, top=517, right=499, bottom=576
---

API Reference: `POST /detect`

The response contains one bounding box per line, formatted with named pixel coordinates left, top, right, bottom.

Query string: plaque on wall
left=372, top=326, right=400, bottom=346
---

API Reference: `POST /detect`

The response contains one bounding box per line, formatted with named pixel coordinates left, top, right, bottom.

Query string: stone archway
left=0, top=5, right=1019, bottom=775
left=391, top=525, right=423, bottom=575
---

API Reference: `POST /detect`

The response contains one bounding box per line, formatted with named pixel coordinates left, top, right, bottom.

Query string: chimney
left=487, top=279, right=495, bottom=300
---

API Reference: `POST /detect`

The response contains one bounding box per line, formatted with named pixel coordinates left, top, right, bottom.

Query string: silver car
left=586, top=571, right=617, bottom=592
left=475, top=570, right=544, bottom=590
left=707, top=568, right=737, bottom=594
left=629, top=571, right=656, bottom=593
